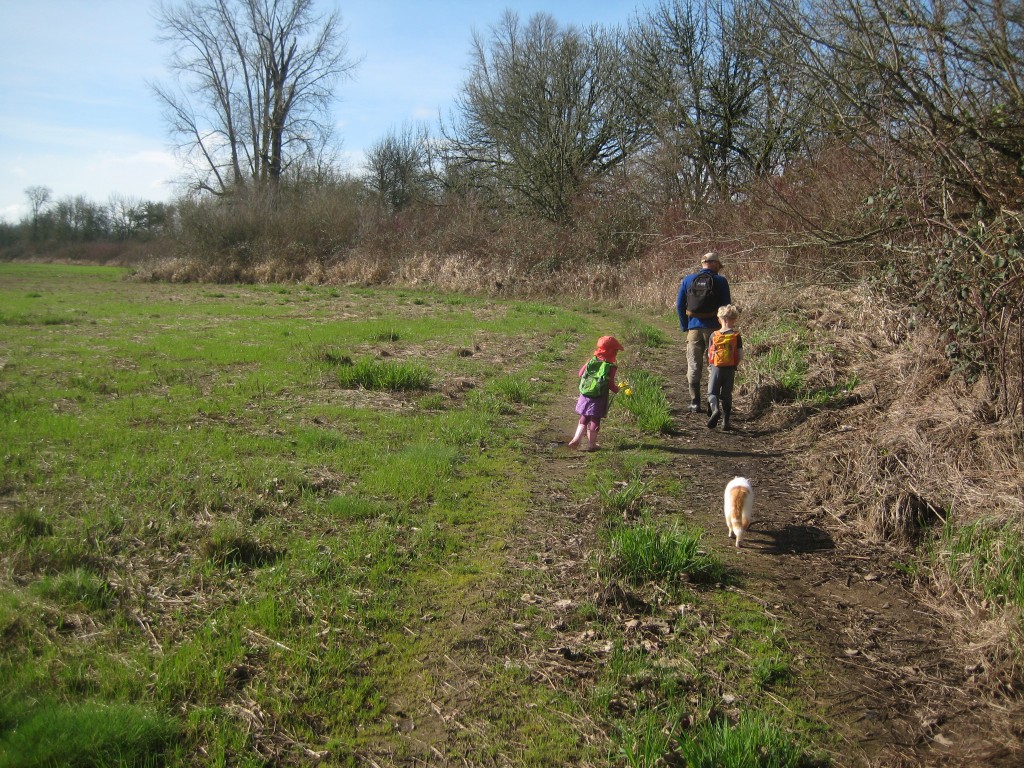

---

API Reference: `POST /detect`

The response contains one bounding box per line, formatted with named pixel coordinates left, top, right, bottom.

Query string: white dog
left=724, top=477, right=754, bottom=548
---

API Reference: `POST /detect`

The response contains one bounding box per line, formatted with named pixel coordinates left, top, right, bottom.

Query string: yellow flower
left=624, top=388, right=633, bottom=396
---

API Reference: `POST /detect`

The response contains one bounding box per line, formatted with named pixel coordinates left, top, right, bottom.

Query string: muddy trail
left=497, top=352, right=1022, bottom=767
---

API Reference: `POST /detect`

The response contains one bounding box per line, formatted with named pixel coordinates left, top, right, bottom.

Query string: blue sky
left=0, top=1, right=652, bottom=223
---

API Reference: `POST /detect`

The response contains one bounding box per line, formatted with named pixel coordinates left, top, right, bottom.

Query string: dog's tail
left=727, top=484, right=751, bottom=548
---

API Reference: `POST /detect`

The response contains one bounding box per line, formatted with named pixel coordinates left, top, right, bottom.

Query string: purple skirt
left=576, top=394, right=609, bottom=418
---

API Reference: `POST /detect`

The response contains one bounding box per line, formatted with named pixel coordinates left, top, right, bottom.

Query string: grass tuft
left=0, top=699, right=178, bottom=768
left=201, top=530, right=284, bottom=568
left=626, top=322, right=670, bottom=349
left=486, top=373, right=536, bottom=405
left=617, top=370, right=673, bottom=434
left=34, top=569, right=114, bottom=611
left=599, top=475, right=650, bottom=517
left=616, top=713, right=675, bottom=767
left=753, top=654, right=793, bottom=690
left=336, top=357, right=433, bottom=391
left=611, top=520, right=724, bottom=584
left=941, top=519, right=1024, bottom=613
left=677, top=712, right=814, bottom=767
left=12, top=509, right=53, bottom=540
left=314, top=346, right=353, bottom=366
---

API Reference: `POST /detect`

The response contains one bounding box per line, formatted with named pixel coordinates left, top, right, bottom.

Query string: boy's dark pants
left=707, top=366, right=736, bottom=428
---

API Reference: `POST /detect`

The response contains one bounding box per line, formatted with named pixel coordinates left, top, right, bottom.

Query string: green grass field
left=0, top=264, right=826, bottom=767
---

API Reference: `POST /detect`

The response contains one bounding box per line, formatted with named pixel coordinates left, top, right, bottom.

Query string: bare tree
left=24, top=186, right=52, bottom=240
left=153, top=0, right=358, bottom=195
left=772, top=0, right=1024, bottom=212
left=770, top=0, right=1024, bottom=416
left=444, top=12, right=644, bottom=223
left=108, top=195, right=146, bottom=240
left=51, top=196, right=109, bottom=241
left=625, top=0, right=821, bottom=212
left=364, top=123, right=434, bottom=211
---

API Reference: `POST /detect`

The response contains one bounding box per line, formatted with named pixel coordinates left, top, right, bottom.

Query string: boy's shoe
left=706, top=409, right=721, bottom=428
left=688, top=402, right=701, bottom=413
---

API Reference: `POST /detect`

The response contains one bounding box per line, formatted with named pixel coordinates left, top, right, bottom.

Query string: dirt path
left=500, top=351, right=1021, bottom=767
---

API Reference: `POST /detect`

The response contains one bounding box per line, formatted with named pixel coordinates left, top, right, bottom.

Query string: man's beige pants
left=686, top=327, right=716, bottom=401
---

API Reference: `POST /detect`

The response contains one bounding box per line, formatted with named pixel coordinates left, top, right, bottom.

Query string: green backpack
left=579, top=357, right=613, bottom=398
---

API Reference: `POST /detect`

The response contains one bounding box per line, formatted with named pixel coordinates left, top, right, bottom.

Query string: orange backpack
left=708, top=330, right=740, bottom=367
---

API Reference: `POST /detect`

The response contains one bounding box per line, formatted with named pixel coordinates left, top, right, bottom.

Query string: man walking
left=676, top=252, right=731, bottom=413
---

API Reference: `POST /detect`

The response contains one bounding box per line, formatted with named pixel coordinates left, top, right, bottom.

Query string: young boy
left=706, top=305, right=743, bottom=430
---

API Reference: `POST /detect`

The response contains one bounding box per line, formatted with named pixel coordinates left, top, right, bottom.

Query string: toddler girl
left=569, top=336, right=624, bottom=451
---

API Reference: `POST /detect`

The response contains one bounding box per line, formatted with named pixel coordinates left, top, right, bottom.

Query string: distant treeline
left=1, top=189, right=172, bottom=246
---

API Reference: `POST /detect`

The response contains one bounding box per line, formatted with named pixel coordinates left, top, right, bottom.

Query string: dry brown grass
left=744, top=283, right=1024, bottom=684
left=781, top=285, right=1022, bottom=544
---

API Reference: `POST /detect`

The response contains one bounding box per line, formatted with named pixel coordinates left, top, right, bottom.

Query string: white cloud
left=1, top=202, right=26, bottom=223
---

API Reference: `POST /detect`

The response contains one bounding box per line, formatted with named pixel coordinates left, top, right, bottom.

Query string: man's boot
left=706, top=395, right=720, bottom=428
left=722, top=403, right=732, bottom=431
left=688, top=384, right=701, bottom=413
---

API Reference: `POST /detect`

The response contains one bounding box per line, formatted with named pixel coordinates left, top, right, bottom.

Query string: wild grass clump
left=360, top=442, right=458, bottom=504
left=611, top=519, right=724, bottom=585
left=485, top=373, right=536, bottom=405
left=676, top=712, right=814, bottom=768
left=313, top=345, right=352, bottom=366
left=753, top=654, right=794, bottom=690
left=11, top=509, right=53, bottom=540
left=625, top=321, right=670, bottom=349
left=0, top=699, right=179, bottom=768
left=599, top=474, right=650, bottom=518
left=0, top=311, right=75, bottom=326
left=618, top=713, right=812, bottom=767
left=940, top=520, right=1024, bottom=616
left=616, top=713, right=675, bottom=767
left=617, top=370, right=673, bottom=434
left=369, top=328, right=400, bottom=342
left=201, top=529, right=283, bottom=568
left=336, top=357, right=433, bottom=391
left=33, top=568, right=113, bottom=611
left=753, top=345, right=809, bottom=393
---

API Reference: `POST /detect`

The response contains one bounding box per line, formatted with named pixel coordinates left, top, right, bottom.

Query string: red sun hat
left=594, top=336, right=624, bottom=362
